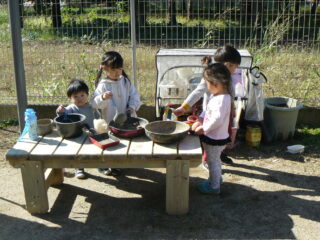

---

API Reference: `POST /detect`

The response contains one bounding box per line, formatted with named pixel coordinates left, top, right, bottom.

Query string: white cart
left=155, top=48, right=255, bottom=119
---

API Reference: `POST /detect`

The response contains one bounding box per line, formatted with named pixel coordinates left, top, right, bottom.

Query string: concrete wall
left=0, top=104, right=157, bottom=123
left=0, top=103, right=319, bottom=127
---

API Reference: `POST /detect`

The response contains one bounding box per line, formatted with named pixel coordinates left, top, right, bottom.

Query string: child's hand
left=231, top=108, right=236, bottom=118
left=102, top=91, right=113, bottom=100
left=126, top=107, right=134, bottom=116
left=173, top=106, right=185, bottom=116
left=56, top=105, right=65, bottom=114
left=191, top=121, right=202, bottom=131
left=191, top=121, right=204, bottom=135
left=194, top=126, right=204, bottom=135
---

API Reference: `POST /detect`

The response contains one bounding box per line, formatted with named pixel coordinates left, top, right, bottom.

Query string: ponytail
left=122, top=70, right=131, bottom=83
left=201, top=56, right=212, bottom=66
left=95, top=68, right=103, bottom=87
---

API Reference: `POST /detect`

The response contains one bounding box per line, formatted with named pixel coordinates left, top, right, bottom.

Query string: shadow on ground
left=1, top=165, right=320, bottom=239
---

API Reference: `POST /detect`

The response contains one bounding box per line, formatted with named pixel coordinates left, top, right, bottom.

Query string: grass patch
left=254, top=46, right=320, bottom=106
left=295, top=127, right=320, bottom=147
left=0, top=42, right=320, bottom=107
left=0, top=4, right=319, bottom=107
left=0, top=119, right=19, bottom=129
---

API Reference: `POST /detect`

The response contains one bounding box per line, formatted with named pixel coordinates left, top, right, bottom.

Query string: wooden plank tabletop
left=6, top=135, right=40, bottom=162
left=6, top=132, right=202, bottom=165
left=128, top=135, right=153, bottom=159
left=31, top=131, right=63, bottom=160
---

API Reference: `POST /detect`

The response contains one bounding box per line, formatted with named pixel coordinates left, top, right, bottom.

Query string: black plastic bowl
left=54, top=113, right=86, bottom=138
left=144, top=120, right=190, bottom=144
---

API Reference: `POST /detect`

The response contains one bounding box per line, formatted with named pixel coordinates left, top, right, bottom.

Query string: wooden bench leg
left=21, top=161, right=49, bottom=214
left=166, top=160, right=189, bottom=215
left=45, top=168, right=64, bottom=190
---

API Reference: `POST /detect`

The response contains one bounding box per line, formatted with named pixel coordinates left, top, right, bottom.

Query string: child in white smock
left=193, top=63, right=232, bottom=194
left=91, top=51, right=141, bottom=176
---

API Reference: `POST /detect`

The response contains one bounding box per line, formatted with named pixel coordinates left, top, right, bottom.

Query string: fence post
left=8, top=0, right=27, bottom=132
left=130, top=0, right=137, bottom=87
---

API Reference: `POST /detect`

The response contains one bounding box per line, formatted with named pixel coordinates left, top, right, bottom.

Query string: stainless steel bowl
left=144, top=120, right=190, bottom=144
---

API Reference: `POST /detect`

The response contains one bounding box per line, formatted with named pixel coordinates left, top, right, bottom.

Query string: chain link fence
left=0, top=0, right=319, bottom=106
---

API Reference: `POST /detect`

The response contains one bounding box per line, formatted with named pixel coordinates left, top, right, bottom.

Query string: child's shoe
left=197, top=180, right=220, bottom=195
left=75, top=168, right=86, bottom=179
left=220, top=152, right=234, bottom=165
left=110, top=168, right=122, bottom=176
left=202, top=161, right=209, bottom=172
left=98, top=168, right=112, bottom=175
left=98, top=168, right=122, bottom=176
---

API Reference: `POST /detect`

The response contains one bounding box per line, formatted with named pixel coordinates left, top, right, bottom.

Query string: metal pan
left=108, top=117, right=149, bottom=138
left=89, top=132, right=120, bottom=149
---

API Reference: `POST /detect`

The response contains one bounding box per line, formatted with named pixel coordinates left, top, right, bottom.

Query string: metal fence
left=1, top=0, right=320, bottom=107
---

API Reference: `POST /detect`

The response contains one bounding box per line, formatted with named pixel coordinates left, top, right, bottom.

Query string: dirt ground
left=1, top=126, right=320, bottom=240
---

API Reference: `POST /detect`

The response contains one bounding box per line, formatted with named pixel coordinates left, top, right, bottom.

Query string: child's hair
left=201, top=56, right=212, bottom=65
left=95, top=51, right=129, bottom=87
left=203, top=63, right=231, bottom=94
left=67, top=78, right=89, bottom=98
left=213, top=45, right=241, bottom=64
left=201, top=45, right=241, bottom=66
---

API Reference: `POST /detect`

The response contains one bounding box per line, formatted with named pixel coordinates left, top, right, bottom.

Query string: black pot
left=54, top=113, right=86, bottom=138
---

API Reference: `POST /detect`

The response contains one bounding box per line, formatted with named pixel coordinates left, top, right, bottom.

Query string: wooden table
left=6, top=131, right=202, bottom=215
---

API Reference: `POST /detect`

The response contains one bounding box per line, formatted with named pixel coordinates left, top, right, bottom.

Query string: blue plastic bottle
left=19, top=108, right=38, bottom=141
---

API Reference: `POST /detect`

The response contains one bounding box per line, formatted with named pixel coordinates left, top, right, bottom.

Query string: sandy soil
left=1, top=126, right=320, bottom=240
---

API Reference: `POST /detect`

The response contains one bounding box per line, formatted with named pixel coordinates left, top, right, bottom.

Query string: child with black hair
left=174, top=45, right=241, bottom=166
left=193, top=63, right=232, bottom=194
left=56, top=78, right=99, bottom=179
left=92, top=51, right=141, bottom=176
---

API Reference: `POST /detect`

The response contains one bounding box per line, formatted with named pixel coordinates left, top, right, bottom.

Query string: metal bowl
left=144, top=120, right=190, bottom=144
left=54, top=113, right=86, bottom=138
left=37, top=118, right=53, bottom=136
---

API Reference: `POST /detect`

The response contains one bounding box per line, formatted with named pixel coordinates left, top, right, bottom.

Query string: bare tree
left=168, top=0, right=177, bottom=25
left=311, top=0, right=318, bottom=15
left=51, top=0, right=62, bottom=28
left=186, top=0, right=192, bottom=20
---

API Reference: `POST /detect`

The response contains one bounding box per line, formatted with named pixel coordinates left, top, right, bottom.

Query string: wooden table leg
left=166, top=160, right=189, bottom=215
left=45, top=168, right=64, bottom=190
left=21, top=161, right=49, bottom=214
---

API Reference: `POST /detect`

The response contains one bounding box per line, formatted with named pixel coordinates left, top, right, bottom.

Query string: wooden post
left=44, top=168, right=64, bottom=190
left=166, top=160, right=189, bottom=215
left=21, top=161, right=49, bottom=214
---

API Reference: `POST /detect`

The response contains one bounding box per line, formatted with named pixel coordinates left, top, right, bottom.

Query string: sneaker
left=98, top=168, right=122, bottom=176
left=221, top=152, right=234, bottom=166
left=75, top=168, right=86, bottom=179
left=109, top=168, right=122, bottom=176
left=202, top=161, right=209, bottom=172
left=197, top=180, right=220, bottom=195
left=98, top=168, right=112, bottom=175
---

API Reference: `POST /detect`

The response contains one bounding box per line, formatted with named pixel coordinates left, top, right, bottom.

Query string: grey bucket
left=264, top=97, right=303, bottom=141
